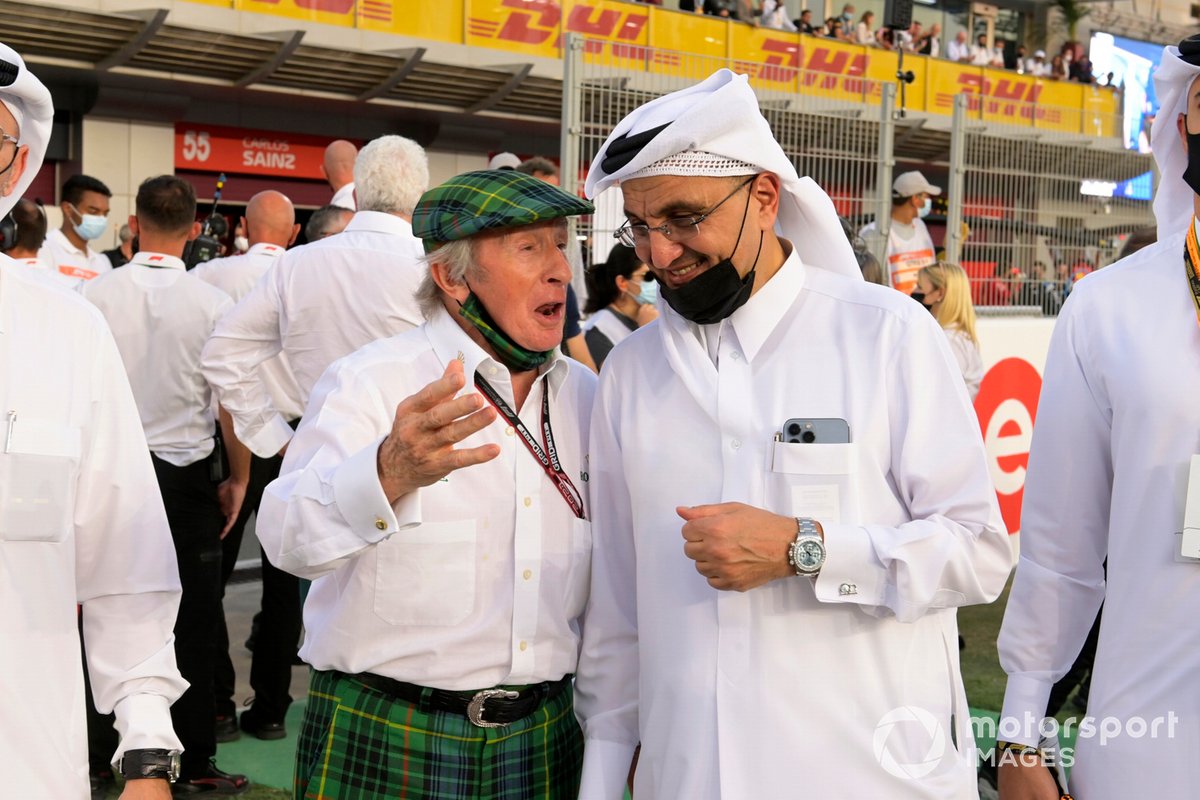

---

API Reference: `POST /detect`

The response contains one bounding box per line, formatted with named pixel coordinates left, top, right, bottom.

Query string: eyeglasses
left=0, top=125, right=19, bottom=176
left=614, top=176, right=756, bottom=249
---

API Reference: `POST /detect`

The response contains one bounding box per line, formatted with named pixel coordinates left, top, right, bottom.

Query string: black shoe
left=90, top=769, right=115, bottom=800
left=172, top=760, right=249, bottom=796
left=214, top=713, right=240, bottom=743
left=239, top=706, right=287, bottom=741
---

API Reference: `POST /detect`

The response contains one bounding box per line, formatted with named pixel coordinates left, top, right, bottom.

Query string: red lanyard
left=473, top=373, right=586, bottom=520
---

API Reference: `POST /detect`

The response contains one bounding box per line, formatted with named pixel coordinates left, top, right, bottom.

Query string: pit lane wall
left=974, top=315, right=1055, bottom=539
left=186, top=0, right=1119, bottom=136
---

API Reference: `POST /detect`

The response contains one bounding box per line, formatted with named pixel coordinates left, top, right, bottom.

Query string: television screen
left=1088, top=32, right=1161, bottom=201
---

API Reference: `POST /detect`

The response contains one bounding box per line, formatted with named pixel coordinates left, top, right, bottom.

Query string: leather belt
left=341, top=671, right=571, bottom=728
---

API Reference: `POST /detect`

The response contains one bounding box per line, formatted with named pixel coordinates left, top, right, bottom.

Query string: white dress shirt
left=201, top=211, right=425, bottom=458
left=576, top=247, right=1010, bottom=799
left=946, top=38, right=971, bottom=62
left=330, top=182, right=356, bottom=210
left=37, top=227, right=112, bottom=282
left=257, top=305, right=596, bottom=689
left=191, top=243, right=304, bottom=422
left=998, top=230, right=1200, bottom=798
left=0, top=259, right=185, bottom=799
left=83, top=252, right=233, bottom=466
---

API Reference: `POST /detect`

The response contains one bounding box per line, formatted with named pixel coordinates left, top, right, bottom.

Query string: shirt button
left=731, top=439, right=741, bottom=450
left=731, top=351, right=742, bottom=360
left=488, top=366, right=498, bottom=376
left=374, top=518, right=387, bottom=531
left=505, top=426, right=515, bottom=436
left=519, top=641, right=528, bottom=652
left=523, top=569, right=533, bottom=580
left=523, top=497, right=532, bottom=507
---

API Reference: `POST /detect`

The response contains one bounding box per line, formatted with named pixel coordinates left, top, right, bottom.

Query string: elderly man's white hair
left=0, top=43, right=52, bottom=220
left=353, top=135, right=430, bottom=216
left=586, top=69, right=859, bottom=280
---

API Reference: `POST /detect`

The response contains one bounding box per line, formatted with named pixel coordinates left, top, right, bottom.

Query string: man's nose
left=644, top=230, right=684, bottom=270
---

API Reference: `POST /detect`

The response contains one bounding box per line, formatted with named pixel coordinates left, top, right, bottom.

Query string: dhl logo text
left=468, top=0, right=648, bottom=56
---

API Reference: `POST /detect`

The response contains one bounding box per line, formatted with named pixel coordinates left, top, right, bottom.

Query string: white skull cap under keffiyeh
left=0, top=43, right=51, bottom=219
left=585, top=69, right=861, bottom=279
left=1151, top=40, right=1200, bottom=240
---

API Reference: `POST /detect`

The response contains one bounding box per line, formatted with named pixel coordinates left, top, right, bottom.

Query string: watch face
left=796, top=539, right=824, bottom=569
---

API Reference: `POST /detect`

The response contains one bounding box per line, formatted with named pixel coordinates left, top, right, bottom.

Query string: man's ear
left=287, top=223, right=300, bottom=247
left=1, top=145, right=28, bottom=198
left=1180, top=113, right=1191, bottom=153
left=430, top=259, right=470, bottom=305
left=127, top=215, right=139, bottom=238
left=749, top=172, right=782, bottom=230
left=187, top=220, right=201, bottom=242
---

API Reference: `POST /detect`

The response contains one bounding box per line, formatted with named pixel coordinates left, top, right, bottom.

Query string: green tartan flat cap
left=412, top=169, right=594, bottom=253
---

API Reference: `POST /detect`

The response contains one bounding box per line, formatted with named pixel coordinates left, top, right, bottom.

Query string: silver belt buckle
left=466, top=688, right=519, bottom=728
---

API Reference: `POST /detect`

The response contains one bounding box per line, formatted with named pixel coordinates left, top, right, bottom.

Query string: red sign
left=974, top=357, right=1043, bottom=535
left=174, top=124, right=334, bottom=180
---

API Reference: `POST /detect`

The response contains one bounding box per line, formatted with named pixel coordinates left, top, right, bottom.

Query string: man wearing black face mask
left=994, top=34, right=1200, bottom=800
left=574, top=70, right=1010, bottom=799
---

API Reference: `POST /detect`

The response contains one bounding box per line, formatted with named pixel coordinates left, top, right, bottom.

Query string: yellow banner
left=359, top=0, right=462, bottom=40
left=235, top=0, right=354, bottom=27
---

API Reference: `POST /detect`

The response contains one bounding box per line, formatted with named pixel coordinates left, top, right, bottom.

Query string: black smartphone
left=781, top=418, right=851, bottom=444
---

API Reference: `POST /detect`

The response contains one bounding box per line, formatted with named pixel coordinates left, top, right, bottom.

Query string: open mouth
left=660, top=259, right=705, bottom=288
left=536, top=302, right=564, bottom=320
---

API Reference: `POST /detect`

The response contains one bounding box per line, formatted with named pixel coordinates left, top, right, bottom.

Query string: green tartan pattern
left=412, top=169, right=594, bottom=252
left=295, top=669, right=583, bottom=800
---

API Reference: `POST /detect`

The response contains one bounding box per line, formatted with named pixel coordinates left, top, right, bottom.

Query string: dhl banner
left=184, top=0, right=1120, bottom=135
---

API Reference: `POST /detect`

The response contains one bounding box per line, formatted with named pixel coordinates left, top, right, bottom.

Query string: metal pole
left=945, top=93, right=968, bottom=264
left=560, top=33, right=583, bottom=201
left=866, top=82, right=896, bottom=269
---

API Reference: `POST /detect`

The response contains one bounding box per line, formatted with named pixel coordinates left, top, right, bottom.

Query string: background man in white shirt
left=576, top=70, right=1010, bottom=800
left=83, top=175, right=249, bottom=797
left=257, top=168, right=596, bottom=799
left=859, top=169, right=940, bottom=294
left=0, top=41, right=187, bottom=800
left=322, top=139, right=357, bottom=211
left=38, top=173, right=113, bottom=281
left=192, top=189, right=305, bottom=744
left=304, top=203, right=353, bottom=242
left=201, top=135, right=430, bottom=460
left=996, top=35, right=1200, bottom=800
left=946, top=29, right=971, bottom=63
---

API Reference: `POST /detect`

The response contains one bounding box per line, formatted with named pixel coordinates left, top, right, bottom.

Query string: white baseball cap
left=892, top=170, right=942, bottom=198
left=487, top=152, right=521, bottom=170
left=1034, top=49, right=1046, bottom=58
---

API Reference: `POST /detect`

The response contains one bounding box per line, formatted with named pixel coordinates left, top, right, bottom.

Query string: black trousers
left=214, top=450, right=301, bottom=723
left=152, top=454, right=225, bottom=779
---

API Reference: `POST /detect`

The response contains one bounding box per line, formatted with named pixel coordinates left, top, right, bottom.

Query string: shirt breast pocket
left=767, top=440, right=860, bottom=526
left=374, top=519, right=477, bottom=627
left=0, top=420, right=82, bottom=543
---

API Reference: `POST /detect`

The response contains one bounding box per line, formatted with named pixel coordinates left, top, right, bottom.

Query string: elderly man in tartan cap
left=258, top=169, right=596, bottom=799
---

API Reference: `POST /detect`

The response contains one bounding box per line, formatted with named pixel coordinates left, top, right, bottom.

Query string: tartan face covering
left=457, top=291, right=551, bottom=372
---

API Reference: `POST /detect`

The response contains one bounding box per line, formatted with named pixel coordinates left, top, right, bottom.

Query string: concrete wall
left=79, top=117, right=175, bottom=251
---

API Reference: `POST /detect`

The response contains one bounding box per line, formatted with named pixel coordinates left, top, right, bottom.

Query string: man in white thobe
left=0, top=42, right=186, bottom=800
left=575, top=69, right=1011, bottom=800
left=996, top=34, right=1200, bottom=800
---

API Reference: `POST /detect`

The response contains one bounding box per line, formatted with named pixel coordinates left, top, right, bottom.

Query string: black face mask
left=910, top=291, right=935, bottom=312
left=1184, top=127, right=1200, bottom=196
left=658, top=184, right=763, bottom=325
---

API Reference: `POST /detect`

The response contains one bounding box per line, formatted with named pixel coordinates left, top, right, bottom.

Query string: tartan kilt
left=295, top=669, right=583, bottom=800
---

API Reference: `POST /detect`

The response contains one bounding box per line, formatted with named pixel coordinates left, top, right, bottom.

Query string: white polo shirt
left=37, top=228, right=112, bottom=283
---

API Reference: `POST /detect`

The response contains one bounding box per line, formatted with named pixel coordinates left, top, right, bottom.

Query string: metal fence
left=560, top=35, right=1156, bottom=316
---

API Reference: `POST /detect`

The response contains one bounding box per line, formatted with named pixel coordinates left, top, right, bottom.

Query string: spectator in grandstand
left=859, top=169, right=940, bottom=294
left=1119, top=225, right=1157, bottom=257
left=516, top=155, right=561, bottom=184
left=1070, top=54, right=1096, bottom=83
left=582, top=244, right=658, bottom=370
left=1009, top=43, right=1026, bottom=72
left=990, top=37, right=1007, bottom=68
left=913, top=262, right=982, bottom=400
left=947, top=29, right=971, bottom=62
left=920, top=23, right=942, bottom=57
left=898, top=21, right=922, bottom=52
left=795, top=7, right=815, bottom=34
left=576, top=67, right=1008, bottom=800
left=761, top=0, right=796, bottom=32
left=970, top=33, right=991, bottom=66
left=1050, top=53, right=1069, bottom=80
left=1026, top=49, right=1049, bottom=76
left=852, top=10, right=874, bottom=45
left=323, top=139, right=357, bottom=211
left=838, top=2, right=855, bottom=26
left=703, top=0, right=738, bottom=19
left=305, top=204, right=354, bottom=242
left=996, top=35, right=1200, bottom=800
left=825, top=17, right=847, bottom=40
left=875, top=26, right=895, bottom=50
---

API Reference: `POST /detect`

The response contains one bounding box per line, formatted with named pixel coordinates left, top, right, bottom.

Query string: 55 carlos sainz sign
left=174, top=124, right=345, bottom=180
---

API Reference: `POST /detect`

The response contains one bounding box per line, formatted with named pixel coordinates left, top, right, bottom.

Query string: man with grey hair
left=257, top=168, right=596, bottom=798
left=304, top=204, right=353, bottom=242
left=202, top=134, right=428, bottom=459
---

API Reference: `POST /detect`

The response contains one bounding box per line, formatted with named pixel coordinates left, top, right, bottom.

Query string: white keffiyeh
left=585, top=69, right=861, bottom=280
left=1151, top=43, right=1200, bottom=240
left=0, top=43, right=51, bottom=219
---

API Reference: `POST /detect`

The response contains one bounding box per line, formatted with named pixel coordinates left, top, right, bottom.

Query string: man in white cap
left=0, top=43, right=187, bottom=798
left=575, top=69, right=1010, bottom=799
left=488, top=151, right=522, bottom=170
left=1026, top=49, right=1049, bottom=77
left=995, top=33, right=1200, bottom=800
left=860, top=169, right=941, bottom=294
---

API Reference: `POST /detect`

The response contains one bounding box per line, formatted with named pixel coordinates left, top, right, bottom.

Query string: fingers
left=437, top=406, right=498, bottom=447
left=424, top=392, right=487, bottom=431
left=396, top=359, right=467, bottom=419
left=219, top=509, right=237, bottom=540
left=676, top=502, right=739, bottom=521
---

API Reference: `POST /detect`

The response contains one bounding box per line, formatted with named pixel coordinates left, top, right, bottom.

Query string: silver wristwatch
left=787, top=516, right=825, bottom=578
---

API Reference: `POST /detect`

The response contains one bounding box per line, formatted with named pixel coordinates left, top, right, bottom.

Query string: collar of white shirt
left=49, top=227, right=91, bottom=257
left=342, top=210, right=415, bottom=237
left=425, top=302, right=571, bottom=405
left=129, top=251, right=185, bottom=270
left=673, top=242, right=807, bottom=364
left=247, top=242, right=285, bottom=258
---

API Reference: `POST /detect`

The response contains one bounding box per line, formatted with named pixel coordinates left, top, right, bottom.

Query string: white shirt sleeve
left=813, top=314, right=1012, bottom=622
left=201, top=264, right=294, bottom=457
left=76, top=324, right=187, bottom=763
left=257, top=358, right=421, bottom=580
left=944, top=327, right=983, bottom=401
left=998, top=294, right=1110, bottom=746
left=575, top=369, right=641, bottom=800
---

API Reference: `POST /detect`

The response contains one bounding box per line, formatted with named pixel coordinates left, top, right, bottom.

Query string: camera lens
left=786, top=423, right=801, bottom=437
left=802, top=431, right=816, bottom=443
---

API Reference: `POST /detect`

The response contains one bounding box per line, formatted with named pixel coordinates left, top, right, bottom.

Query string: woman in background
left=914, top=261, right=983, bottom=400
left=582, top=244, right=657, bottom=370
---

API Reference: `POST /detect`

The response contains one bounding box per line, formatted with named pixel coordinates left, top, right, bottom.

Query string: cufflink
left=838, top=582, right=858, bottom=596
left=375, top=518, right=388, bottom=531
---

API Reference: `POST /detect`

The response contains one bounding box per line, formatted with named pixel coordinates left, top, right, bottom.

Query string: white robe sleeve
left=76, top=324, right=186, bottom=763
left=814, top=313, right=1013, bottom=622
left=257, top=358, right=422, bottom=580
left=574, top=368, right=640, bottom=800
left=997, top=292, right=1110, bottom=746
left=200, top=264, right=294, bottom=458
